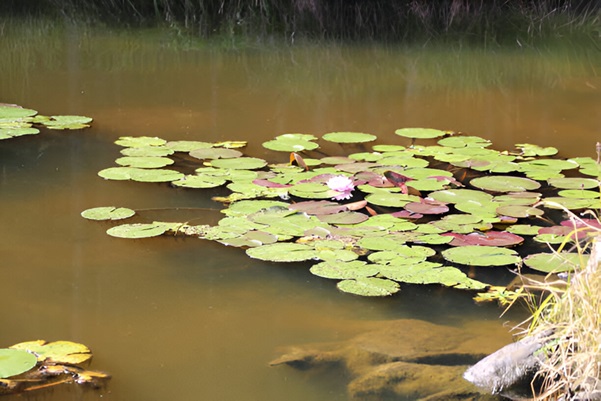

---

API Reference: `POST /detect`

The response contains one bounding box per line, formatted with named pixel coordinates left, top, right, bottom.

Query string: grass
left=515, top=213, right=601, bottom=399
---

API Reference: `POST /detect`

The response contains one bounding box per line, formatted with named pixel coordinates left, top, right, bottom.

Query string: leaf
left=365, top=193, right=420, bottom=207
left=336, top=277, right=400, bottom=296
left=0, top=349, right=37, bottom=378
left=469, top=175, right=541, bottom=192
left=189, top=148, right=242, bottom=160
left=165, top=140, right=214, bottom=152
left=172, top=174, right=227, bottom=188
left=106, top=222, right=178, bottom=239
left=210, top=157, right=267, bottom=170
left=310, top=260, right=379, bottom=279
left=438, top=135, right=491, bottom=148
left=441, top=246, right=521, bottom=266
left=10, top=340, right=92, bottom=365
left=115, top=156, right=174, bottom=169
left=41, top=115, right=93, bottom=130
left=394, top=127, right=447, bottom=139
left=246, top=243, right=316, bottom=262
left=0, top=127, right=39, bottom=139
left=0, top=105, right=37, bottom=119
left=443, top=231, right=524, bottom=247
left=523, top=252, right=587, bottom=273
left=322, top=132, right=377, bottom=143
left=115, top=136, right=166, bottom=147
left=81, top=206, right=136, bottom=221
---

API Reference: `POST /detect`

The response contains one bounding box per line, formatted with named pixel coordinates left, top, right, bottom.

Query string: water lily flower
left=327, top=175, right=355, bottom=200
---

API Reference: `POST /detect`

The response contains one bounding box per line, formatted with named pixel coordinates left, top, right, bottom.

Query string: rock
left=270, top=319, right=513, bottom=400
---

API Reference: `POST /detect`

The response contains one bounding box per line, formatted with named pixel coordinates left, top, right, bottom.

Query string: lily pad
left=378, top=263, right=488, bottom=290
left=107, top=222, right=178, bottom=239
left=115, top=136, right=166, bottom=147
left=429, top=189, right=493, bottom=204
left=41, top=115, right=93, bottom=130
left=443, top=231, right=524, bottom=247
left=128, top=168, right=184, bottom=182
left=81, top=206, right=136, bottom=221
left=262, top=134, right=319, bottom=152
left=0, top=348, right=37, bottom=378
left=322, top=132, right=377, bottom=143
left=441, top=246, right=520, bottom=266
left=506, top=224, right=542, bottom=236
left=557, top=189, right=599, bottom=199
left=469, top=176, right=541, bottom=193
left=438, top=136, right=491, bottom=148
left=523, top=252, right=587, bottom=273
left=336, top=277, right=400, bottom=296
left=0, top=127, right=39, bottom=139
left=310, top=260, right=379, bottom=279
left=189, top=148, right=242, bottom=160
left=10, top=340, right=92, bottom=364
left=548, top=177, right=599, bottom=190
left=365, top=193, right=420, bottom=207
left=394, top=127, right=447, bottom=139
left=515, top=143, right=558, bottom=157
left=495, top=205, right=544, bottom=218
left=172, top=174, right=227, bottom=188
left=210, top=157, right=267, bottom=170
left=115, top=156, right=174, bottom=169
left=246, top=243, right=316, bottom=262
left=165, top=140, right=214, bottom=152
left=120, top=146, right=174, bottom=157
left=0, top=105, right=37, bottom=119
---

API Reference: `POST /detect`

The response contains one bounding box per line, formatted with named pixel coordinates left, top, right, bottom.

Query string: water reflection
left=0, top=20, right=599, bottom=401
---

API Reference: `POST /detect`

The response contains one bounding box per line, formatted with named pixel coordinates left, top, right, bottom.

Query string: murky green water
left=1, top=20, right=600, bottom=401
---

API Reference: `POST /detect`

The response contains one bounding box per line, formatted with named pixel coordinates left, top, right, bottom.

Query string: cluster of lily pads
left=0, top=103, right=92, bottom=139
left=82, top=128, right=601, bottom=297
left=0, top=340, right=110, bottom=395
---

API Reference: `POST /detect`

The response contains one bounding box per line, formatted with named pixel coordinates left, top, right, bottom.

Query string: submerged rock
left=270, top=319, right=512, bottom=400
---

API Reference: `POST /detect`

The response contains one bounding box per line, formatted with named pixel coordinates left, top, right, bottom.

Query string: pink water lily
left=327, top=175, right=355, bottom=200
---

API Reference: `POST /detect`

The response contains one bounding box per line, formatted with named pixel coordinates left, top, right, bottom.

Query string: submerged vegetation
left=3, top=0, right=600, bottom=45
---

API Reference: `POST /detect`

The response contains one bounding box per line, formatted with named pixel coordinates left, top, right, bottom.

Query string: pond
left=1, top=19, right=600, bottom=401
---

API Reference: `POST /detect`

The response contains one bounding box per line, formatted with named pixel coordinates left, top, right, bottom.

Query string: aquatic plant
left=0, top=340, right=110, bottom=395
left=80, top=127, right=601, bottom=298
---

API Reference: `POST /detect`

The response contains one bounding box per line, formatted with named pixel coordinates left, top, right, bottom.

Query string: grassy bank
left=2, top=0, right=599, bottom=45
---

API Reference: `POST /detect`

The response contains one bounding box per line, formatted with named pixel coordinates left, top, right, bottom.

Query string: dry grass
left=517, top=214, right=601, bottom=400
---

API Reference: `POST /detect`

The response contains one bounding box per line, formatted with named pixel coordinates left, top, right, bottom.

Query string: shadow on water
left=0, top=17, right=599, bottom=401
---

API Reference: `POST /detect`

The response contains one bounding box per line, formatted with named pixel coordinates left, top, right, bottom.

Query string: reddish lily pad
left=443, top=231, right=524, bottom=247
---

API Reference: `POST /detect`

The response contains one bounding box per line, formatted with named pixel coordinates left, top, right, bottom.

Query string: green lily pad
left=189, top=148, right=243, bottom=160
left=441, top=246, right=520, bottom=266
left=429, top=189, right=493, bottom=204
left=506, top=224, right=542, bottom=236
left=336, top=277, right=400, bottom=296
left=210, top=157, right=267, bottom=170
left=0, top=348, right=37, bottom=378
left=394, top=127, right=447, bottom=139
left=515, top=143, right=558, bottom=157
left=0, top=127, right=39, bottom=139
left=10, top=340, right=92, bottom=364
left=165, top=140, right=214, bottom=152
left=262, top=134, right=319, bottom=152
left=81, top=206, right=136, bottom=221
left=557, top=189, right=599, bottom=199
left=548, top=177, right=599, bottom=190
left=120, top=146, right=175, bottom=157
left=322, top=132, right=377, bottom=143
left=127, top=168, right=184, bottom=182
left=221, top=200, right=290, bottom=217
left=317, top=211, right=369, bottom=225
left=310, top=260, right=379, bottom=279
left=41, top=115, right=93, bottom=129
left=542, top=197, right=599, bottom=210
left=495, top=205, right=544, bottom=218
left=246, top=243, right=316, bottom=262
left=97, top=167, right=138, bottom=180
left=378, top=262, right=488, bottom=290
left=372, top=144, right=406, bottom=152
left=0, top=105, right=37, bottom=119
left=172, top=174, right=227, bottom=188
left=115, top=136, right=166, bottom=147
left=365, top=193, right=420, bottom=207
left=438, top=136, right=491, bottom=148
left=115, top=156, right=174, bottom=169
left=469, top=176, right=541, bottom=193
left=523, top=252, right=587, bottom=273
left=107, top=222, right=178, bottom=239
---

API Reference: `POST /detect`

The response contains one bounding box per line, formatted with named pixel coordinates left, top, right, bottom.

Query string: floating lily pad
left=378, top=263, right=488, bottom=290
left=365, top=193, right=420, bottom=207
left=495, top=205, right=544, bottom=218
left=336, top=277, right=400, bottom=296
left=246, top=243, right=316, bottom=262
left=523, top=252, right=587, bottom=273
left=97, top=167, right=139, bottom=180
left=0, top=348, right=37, bottom=378
left=120, top=146, right=174, bottom=157
left=0, top=127, right=39, bottom=139
left=404, top=200, right=449, bottom=215
left=515, top=143, right=558, bottom=157
left=41, top=115, right=93, bottom=130
left=394, top=127, right=447, bottom=139
left=438, top=136, right=491, bottom=148
left=107, top=222, right=178, bottom=239
left=115, top=136, right=166, bottom=147
left=262, top=134, right=319, bottom=152
left=128, top=168, right=184, bottom=182
left=10, top=340, right=92, bottom=364
left=210, top=157, right=267, bottom=170
left=429, top=189, right=493, bottom=204
left=542, top=197, right=599, bottom=210
left=165, top=140, right=213, bottom=152
left=506, top=224, right=542, bottom=236
left=557, top=189, right=599, bottom=199
left=189, top=148, right=242, bottom=160
left=172, top=174, right=227, bottom=188
left=81, top=206, right=136, bottom=221
left=0, top=105, right=37, bottom=119
left=441, top=246, right=520, bottom=266
left=470, top=176, right=541, bottom=193
left=548, top=177, right=599, bottom=190
left=317, top=211, right=369, bottom=225
left=310, top=260, right=379, bottom=279
left=115, top=156, right=174, bottom=169
left=322, top=132, right=377, bottom=143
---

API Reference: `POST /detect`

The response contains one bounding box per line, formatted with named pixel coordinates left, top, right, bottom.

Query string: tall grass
left=518, top=215, right=601, bottom=399
left=3, top=0, right=600, bottom=45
